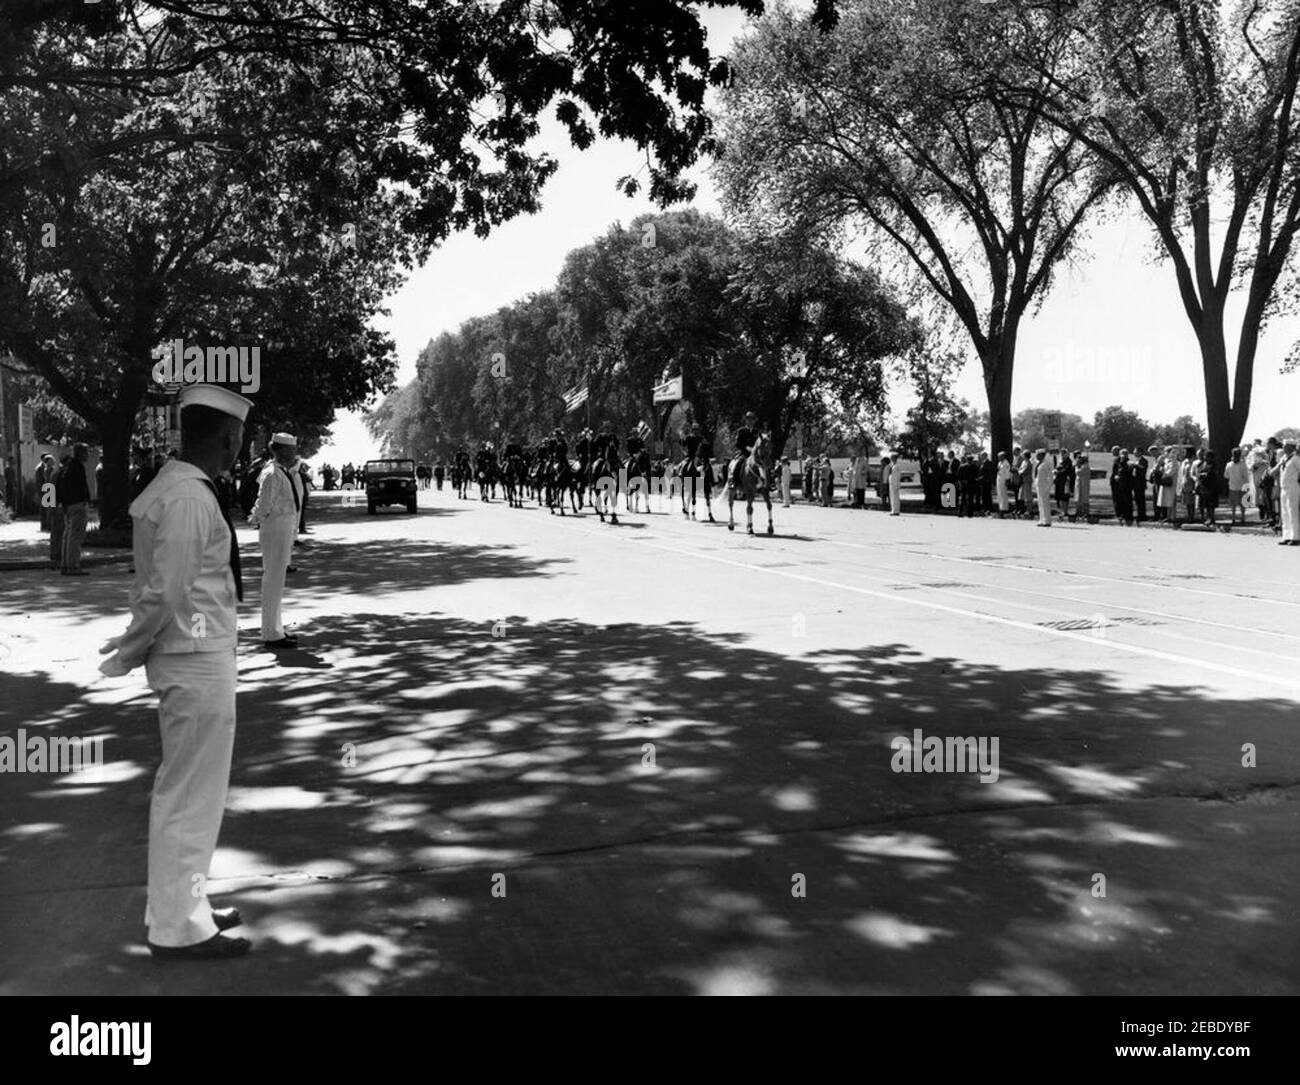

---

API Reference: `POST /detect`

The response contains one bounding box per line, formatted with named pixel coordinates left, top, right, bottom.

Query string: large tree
left=553, top=209, right=914, bottom=453
left=0, top=41, right=410, bottom=525
left=4, top=0, right=812, bottom=523
left=1002, top=0, right=1300, bottom=461
left=713, top=0, right=1116, bottom=460
left=376, top=209, right=916, bottom=457
left=1, top=0, right=783, bottom=215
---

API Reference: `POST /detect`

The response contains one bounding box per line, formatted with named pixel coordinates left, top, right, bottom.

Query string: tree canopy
left=714, top=0, right=1116, bottom=460
left=368, top=209, right=920, bottom=460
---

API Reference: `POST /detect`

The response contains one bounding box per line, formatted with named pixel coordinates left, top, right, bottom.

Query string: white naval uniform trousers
left=144, top=650, right=237, bottom=946
left=251, top=461, right=300, bottom=641
left=1281, top=455, right=1300, bottom=542
left=99, top=460, right=241, bottom=948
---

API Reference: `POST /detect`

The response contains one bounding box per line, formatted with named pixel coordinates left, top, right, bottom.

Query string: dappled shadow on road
left=0, top=535, right=564, bottom=623
left=2, top=593, right=1294, bottom=995
left=276, top=536, right=569, bottom=603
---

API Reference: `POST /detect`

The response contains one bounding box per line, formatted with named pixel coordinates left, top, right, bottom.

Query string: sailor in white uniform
left=249, top=433, right=302, bottom=648
left=98, top=384, right=253, bottom=959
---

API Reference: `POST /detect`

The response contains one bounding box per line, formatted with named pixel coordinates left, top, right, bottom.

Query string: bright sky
left=318, top=7, right=1300, bottom=465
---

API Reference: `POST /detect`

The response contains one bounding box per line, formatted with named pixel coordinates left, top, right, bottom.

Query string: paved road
left=2, top=487, right=1296, bottom=994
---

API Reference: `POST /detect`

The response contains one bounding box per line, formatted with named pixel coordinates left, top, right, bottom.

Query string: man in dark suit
left=957, top=455, right=977, bottom=518
left=1131, top=449, right=1149, bottom=522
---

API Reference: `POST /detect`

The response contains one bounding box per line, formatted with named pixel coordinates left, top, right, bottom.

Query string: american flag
left=563, top=384, right=589, bottom=413
left=636, top=420, right=651, bottom=440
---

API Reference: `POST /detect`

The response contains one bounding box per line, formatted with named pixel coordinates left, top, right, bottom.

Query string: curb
left=0, top=553, right=133, bottom=572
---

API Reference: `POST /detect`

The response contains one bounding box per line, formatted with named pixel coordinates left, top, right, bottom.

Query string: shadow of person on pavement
left=2, top=589, right=1295, bottom=995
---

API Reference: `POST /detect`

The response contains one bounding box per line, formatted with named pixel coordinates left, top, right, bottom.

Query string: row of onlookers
left=777, top=439, right=1300, bottom=542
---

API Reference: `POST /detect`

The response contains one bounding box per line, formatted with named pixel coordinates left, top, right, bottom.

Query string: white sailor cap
left=178, top=383, right=253, bottom=422
left=270, top=432, right=298, bottom=447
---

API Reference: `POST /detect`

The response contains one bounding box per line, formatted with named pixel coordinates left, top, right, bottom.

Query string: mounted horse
left=586, top=445, right=622, bottom=524
left=726, top=427, right=774, bottom=536
left=677, top=451, right=717, bottom=522
left=502, top=447, right=527, bottom=509
left=625, top=445, right=654, bottom=513
left=453, top=452, right=472, bottom=499
left=545, top=448, right=577, bottom=515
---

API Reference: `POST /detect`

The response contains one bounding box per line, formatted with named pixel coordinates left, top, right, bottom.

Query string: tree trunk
left=983, top=342, right=1015, bottom=460
left=96, top=412, right=135, bottom=533
left=1198, top=331, right=1240, bottom=465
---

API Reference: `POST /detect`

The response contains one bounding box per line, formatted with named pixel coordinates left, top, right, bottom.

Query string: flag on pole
left=563, top=384, right=589, bottom=413
left=636, top=420, right=651, bottom=440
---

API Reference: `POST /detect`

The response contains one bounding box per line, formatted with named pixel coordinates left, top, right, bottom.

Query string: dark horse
left=476, top=456, right=496, bottom=502
left=545, top=450, right=578, bottom=515
left=586, top=448, right=621, bottom=524
left=677, top=452, right=717, bottom=522
left=726, top=434, right=774, bottom=535
left=454, top=453, right=472, bottom=499
left=503, top=449, right=526, bottom=509
left=625, top=447, right=654, bottom=513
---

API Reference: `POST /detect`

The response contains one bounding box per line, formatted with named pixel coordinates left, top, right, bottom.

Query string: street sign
left=1044, top=411, right=1062, bottom=452
left=652, top=375, right=682, bottom=403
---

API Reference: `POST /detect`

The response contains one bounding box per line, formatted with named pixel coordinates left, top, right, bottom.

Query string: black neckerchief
left=199, top=478, right=243, bottom=602
left=276, top=462, right=301, bottom=512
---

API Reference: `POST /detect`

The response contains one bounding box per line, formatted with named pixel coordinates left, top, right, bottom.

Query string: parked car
left=364, top=459, right=418, bottom=514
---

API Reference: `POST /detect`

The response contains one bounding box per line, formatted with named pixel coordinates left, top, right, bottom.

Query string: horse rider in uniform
left=98, top=384, right=254, bottom=960
left=728, top=411, right=762, bottom=492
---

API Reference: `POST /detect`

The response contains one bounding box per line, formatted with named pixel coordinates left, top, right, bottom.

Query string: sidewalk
left=0, top=516, right=132, bottom=571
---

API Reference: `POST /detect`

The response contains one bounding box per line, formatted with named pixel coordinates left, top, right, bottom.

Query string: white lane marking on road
left=790, top=540, right=1300, bottom=644
left=618, top=535, right=1300, bottom=692
left=886, top=581, right=1300, bottom=665
left=799, top=530, right=1300, bottom=618
left=452, top=497, right=1300, bottom=688
left=898, top=546, right=1299, bottom=607
left=605, top=503, right=1300, bottom=644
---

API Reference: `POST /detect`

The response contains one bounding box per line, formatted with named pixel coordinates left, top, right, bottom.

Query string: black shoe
left=286, top=565, right=298, bottom=574
left=148, top=933, right=252, bottom=961
left=212, top=906, right=242, bottom=931
left=263, top=637, right=299, bottom=650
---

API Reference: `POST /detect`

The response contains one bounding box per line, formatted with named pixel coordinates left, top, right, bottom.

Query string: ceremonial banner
left=652, top=376, right=682, bottom=403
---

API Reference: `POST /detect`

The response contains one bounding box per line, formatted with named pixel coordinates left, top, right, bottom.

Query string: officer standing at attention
left=250, top=432, right=301, bottom=649
left=98, top=384, right=253, bottom=959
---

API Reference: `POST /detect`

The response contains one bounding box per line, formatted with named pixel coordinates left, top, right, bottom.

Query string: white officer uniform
left=1280, top=446, right=1300, bottom=542
left=98, top=384, right=250, bottom=949
left=249, top=434, right=301, bottom=642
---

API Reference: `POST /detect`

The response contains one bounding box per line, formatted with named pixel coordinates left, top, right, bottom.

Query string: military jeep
left=364, top=459, right=418, bottom=514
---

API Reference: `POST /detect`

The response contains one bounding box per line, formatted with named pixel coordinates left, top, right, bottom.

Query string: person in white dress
left=995, top=452, right=1012, bottom=517
left=1272, top=440, right=1300, bottom=544
left=1035, top=450, right=1054, bottom=526
left=98, top=384, right=253, bottom=960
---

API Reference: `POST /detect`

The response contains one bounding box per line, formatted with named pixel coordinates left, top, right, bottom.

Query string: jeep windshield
left=365, top=460, right=414, bottom=476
